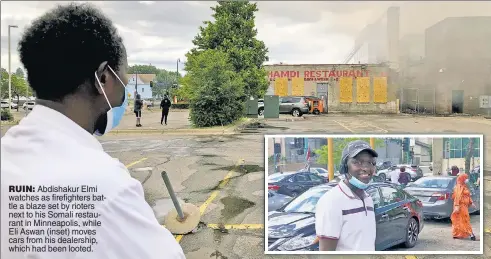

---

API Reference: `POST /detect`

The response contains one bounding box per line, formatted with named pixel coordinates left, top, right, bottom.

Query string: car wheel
left=291, top=108, right=302, bottom=117
left=404, top=217, right=419, bottom=248
left=379, top=173, right=386, bottom=181
left=313, top=109, right=320, bottom=115
left=258, top=107, right=264, bottom=116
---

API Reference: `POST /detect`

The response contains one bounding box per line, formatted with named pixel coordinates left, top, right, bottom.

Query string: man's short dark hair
left=18, top=3, right=126, bottom=101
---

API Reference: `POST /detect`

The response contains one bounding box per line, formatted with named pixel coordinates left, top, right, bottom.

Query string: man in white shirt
left=390, top=167, right=401, bottom=185
left=315, top=140, right=377, bottom=251
left=1, top=3, right=185, bottom=259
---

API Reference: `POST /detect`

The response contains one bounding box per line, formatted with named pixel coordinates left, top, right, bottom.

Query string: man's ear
left=95, top=61, right=109, bottom=95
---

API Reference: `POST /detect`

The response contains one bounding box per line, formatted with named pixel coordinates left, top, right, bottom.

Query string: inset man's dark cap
left=342, top=140, right=378, bottom=161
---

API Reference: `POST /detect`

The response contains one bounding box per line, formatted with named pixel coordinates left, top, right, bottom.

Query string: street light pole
left=135, top=69, right=138, bottom=96
left=8, top=25, right=18, bottom=110
left=176, top=58, right=180, bottom=87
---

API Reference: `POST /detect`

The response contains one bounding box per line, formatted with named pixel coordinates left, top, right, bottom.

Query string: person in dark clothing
left=160, top=95, right=171, bottom=125
left=450, top=165, right=459, bottom=176
left=398, top=166, right=411, bottom=187
left=134, top=94, right=143, bottom=127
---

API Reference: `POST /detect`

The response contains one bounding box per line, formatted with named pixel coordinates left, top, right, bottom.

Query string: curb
left=108, top=128, right=234, bottom=135
left=108, top=119, right=252, bottom=135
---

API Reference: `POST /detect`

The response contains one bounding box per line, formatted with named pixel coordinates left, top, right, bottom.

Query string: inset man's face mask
left=94, top=65, right=128, bottom=136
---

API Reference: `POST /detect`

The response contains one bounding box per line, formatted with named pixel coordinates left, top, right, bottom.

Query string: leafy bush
left=185, top=49, right=245, bottom=127
left=171, top=103, right=190, bottom=109
left=1, top=109, right=14, bottom=121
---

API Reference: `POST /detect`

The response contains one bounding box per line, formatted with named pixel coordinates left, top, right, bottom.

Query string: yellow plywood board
left=274, top=77, right=288, bottom=97
left=373, top=77, right=388, bottom=103
left=339, top=77, right=353, bottom=103
left=291, top=77, right=304, bottom=96
left=356, top=77, right=370, bottom=103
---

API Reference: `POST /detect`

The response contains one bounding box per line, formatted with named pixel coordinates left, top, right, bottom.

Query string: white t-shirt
left=1, top=105, right=185, bottom=259
left=390, top=170, right=400, bottom=185
left=315, top=180, right=376, bottom=251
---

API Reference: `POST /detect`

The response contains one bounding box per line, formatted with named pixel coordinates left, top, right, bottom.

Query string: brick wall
left=265, top=64, right=398, bottom=114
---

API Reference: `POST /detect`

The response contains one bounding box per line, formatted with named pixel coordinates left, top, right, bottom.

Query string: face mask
left=94, top=65, right=128, bottom=136
left=348, top=172, right=369, bottom=190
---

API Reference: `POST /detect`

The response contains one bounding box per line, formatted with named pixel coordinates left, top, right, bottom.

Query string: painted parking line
left=485, top=228, right=491, bottom=233
left=405, top=256, right=418, bottom=259
left=333, top=120, right=356, bottom=133
left=366, top=122, right=389, bottom=133
left=125, top=157, right=148, bottom=168
left=174, top=159, right=242, bottom=243
left=207, top=224, right=264, bottom=230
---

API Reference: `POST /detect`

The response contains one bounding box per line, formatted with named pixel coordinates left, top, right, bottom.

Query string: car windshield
left=411, top=178, right=453, bottom=188
left=268, top=174, right=290, bottom=183
left=282, top=186, right=332, bottom=213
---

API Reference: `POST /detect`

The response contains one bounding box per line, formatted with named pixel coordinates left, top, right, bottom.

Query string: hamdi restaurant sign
left=268, top=70, right=373, bottom=81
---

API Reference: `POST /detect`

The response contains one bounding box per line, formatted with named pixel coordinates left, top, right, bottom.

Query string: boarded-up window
left=356, top=77, right=370, bottom=103
left=373, top=77, right=388, bottom=103
left=291, top=77, right=304, bottom=96
left=274, top=77, right=288, bottom=97
left=339, top=77, right=353, bottom=103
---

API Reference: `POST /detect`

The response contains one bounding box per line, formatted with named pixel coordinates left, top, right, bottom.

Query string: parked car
left=1, top=101, right=17, bottom=109
left=268, top=190, right=293, bottom=212
left=378, top=164, right=423, bottom=181
left=377, top=161, right=393, bottom=171
left=301, top=167, right=340, bottom=181
left=267, top=182, right=424, bottom=251
left=258, top=99, right=264, bottom=116
left=404, top=176, right=480, bottom=219
left=22, top=101, right=35, bottom=110
left=279, top=96, right=310, bottom=117
left=268, top=171, right=328, bottom=197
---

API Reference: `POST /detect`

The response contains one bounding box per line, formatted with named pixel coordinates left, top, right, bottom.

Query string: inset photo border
left=264, top=134, right=484, bottom=255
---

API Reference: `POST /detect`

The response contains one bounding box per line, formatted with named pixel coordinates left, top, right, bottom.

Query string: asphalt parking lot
left=2, top=110, right=490, bottom=259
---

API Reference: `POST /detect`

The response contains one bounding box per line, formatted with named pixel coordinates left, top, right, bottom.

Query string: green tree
left=190, top=1, right=269, bottom=99
left=154, top=69, right=182, bottom=99
left=314, top=138, right=385, bottom=166
left=1, top=68, right=29, bottom=110
left=185, top=49, right=245, bottom=127
left=127, top=64, right=159, bottom=74
left=15, top=68, right=25, bottom=78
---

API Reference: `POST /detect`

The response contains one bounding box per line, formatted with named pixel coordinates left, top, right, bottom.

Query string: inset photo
left=265, top=134, right=483, bottom=255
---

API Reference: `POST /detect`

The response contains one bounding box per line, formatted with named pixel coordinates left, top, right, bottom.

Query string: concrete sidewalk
left=119, top=109, right=192, bottom=130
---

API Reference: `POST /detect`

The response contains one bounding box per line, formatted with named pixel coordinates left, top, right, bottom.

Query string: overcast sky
left=1, top=1, right=490, bottom=73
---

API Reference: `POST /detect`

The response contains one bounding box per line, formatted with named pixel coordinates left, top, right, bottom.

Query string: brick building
left=265, top=64, right=398, bottom=113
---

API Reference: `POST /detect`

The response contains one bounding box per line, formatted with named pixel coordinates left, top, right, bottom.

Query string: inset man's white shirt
left=1, top=105, right=185, bottom=259
left=315, top=180, right=376, bottom=251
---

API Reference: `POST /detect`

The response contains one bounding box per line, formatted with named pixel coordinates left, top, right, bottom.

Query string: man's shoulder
left=318, top=185, right=343, bottom=204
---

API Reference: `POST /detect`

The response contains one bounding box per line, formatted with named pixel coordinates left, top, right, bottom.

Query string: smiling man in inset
left=315, top=140, right=378, bottom=251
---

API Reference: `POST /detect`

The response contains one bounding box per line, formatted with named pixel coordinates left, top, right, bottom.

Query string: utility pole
left=8, top=25, right=18, bottom=110
left=135, top=69, right=138, bottom=96
left=327, top=138, right=334, bottom=181
left=176, top=58, right=180, bottom=87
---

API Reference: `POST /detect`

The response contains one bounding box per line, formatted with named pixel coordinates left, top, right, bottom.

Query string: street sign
left=479, top=95, right=490, bottom=108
